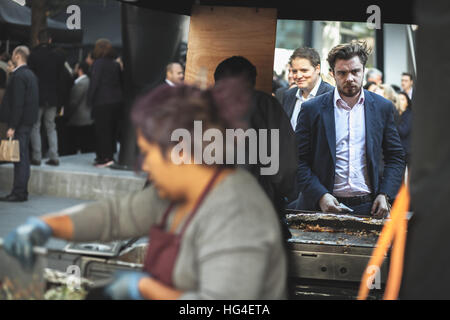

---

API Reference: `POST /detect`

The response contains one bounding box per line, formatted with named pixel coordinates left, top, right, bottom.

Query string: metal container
left=285, top=211, right=389, bottom=299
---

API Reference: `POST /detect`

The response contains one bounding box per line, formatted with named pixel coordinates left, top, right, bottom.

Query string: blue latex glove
left=104, top=271, right=149, bottom=300
left=3, top=217, right=52, bottom=271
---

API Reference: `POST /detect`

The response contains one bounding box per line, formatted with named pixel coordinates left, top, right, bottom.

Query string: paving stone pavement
left=0, top=194, right=90, bottom=249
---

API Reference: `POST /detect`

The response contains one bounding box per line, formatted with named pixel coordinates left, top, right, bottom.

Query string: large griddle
left=286, top=209, right=384, bottom=248
left=285, top=209, right=390, bottom=296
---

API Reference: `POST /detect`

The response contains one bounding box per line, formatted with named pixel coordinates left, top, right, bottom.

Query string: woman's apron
left=143, top=169, right=222, bottom=287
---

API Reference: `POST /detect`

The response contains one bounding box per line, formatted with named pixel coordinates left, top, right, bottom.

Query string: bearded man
left=294, top=41, right=405, bottom=218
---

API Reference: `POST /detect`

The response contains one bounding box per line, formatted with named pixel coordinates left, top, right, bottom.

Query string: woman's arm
left=41, top=214, right=74, bottom=240
left=39, top=186, right=170, bottom=243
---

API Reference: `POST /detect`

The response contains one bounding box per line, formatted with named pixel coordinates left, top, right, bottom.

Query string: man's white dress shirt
left=332, top=88, right=372, bottom=197
left=165, top=79, right=175, bottom=87
left=290, top=78, right=322, bottom=130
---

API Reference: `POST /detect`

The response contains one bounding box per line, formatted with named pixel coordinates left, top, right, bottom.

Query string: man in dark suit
left=28, top=29, right=65, bottom=166
left=282, top=47, right=334, bottom=131
left=214, top=56, right=298, bottom=238
left=295, top=41, right=405, bottom=217
left=274, top=64, right=296, bottom=105
left=0, top=46, right=39, bottom=202
left=164, top=62, right=184, bottom=86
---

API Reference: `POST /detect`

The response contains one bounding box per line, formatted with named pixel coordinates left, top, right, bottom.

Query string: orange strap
left=357, top=184, right=410, bottom=300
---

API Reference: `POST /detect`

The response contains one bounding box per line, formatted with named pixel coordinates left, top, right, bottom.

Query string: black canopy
left=0, top=0, right=82, bottom=44
left=52, top=1, right=121, bottom=48
left=118, top=0, right=417, bottom=24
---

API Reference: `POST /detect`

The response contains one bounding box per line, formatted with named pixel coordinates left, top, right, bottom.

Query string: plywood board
left=185, top=5, right=277, bottom=94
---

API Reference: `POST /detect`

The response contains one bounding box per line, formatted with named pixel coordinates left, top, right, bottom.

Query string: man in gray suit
left=64, top=62, right=95, bottom=154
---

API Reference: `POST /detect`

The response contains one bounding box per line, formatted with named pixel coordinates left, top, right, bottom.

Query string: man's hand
left=319, top=193, right=343, bottom=213
left=6, top=128, right=15, bottom=138
left=371, top=194, right=390, bottom=219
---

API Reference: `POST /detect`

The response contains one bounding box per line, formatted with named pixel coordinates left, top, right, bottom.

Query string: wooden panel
left=185, top=5, right=277, bottom=94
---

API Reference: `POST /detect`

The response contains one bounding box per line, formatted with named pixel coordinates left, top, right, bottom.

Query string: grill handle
left=0, top=237, right=49, bottom=256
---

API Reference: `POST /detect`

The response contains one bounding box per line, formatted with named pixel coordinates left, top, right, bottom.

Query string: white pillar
left=383, top=24, right=409, bottom=87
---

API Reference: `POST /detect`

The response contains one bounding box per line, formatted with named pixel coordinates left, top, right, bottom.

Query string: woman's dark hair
left=78, top=61, right=90, bottom=75
left=327, top=40, right=372, bottom=72
left=363, top=81, right=376, bottom=90
left=92, top=39, right=115, bottom=59
left=398, top=91, right=412, bottom=110
left=131, top=79, right=252, bottom=166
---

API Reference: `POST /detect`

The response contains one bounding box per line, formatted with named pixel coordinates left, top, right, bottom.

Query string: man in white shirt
left=165, top=62, right=184, bottom=86
left=65, top=62, right=95, bottom=154
left=282, top=48, right=334, bottom=130
left=295, top=41, right=405, bottom=217
left=401, top=72, right=414, bottom=99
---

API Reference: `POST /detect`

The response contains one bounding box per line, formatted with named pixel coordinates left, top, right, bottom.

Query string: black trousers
left=12, top=126, right=32, bottom=198
left=65, top=124, right=96, bottom=154
left=92, top=103, right=121, bottom=162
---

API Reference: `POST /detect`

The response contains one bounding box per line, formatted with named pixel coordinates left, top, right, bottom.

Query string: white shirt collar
left=165, top=79, right=175, bottom=87
left=296, top=78, right=322, bottom=100
left=75, top=74, right=87, bottom=84
left=333, top=87, right=365, bottom=109
left=12, top=64, right=26, bottom=73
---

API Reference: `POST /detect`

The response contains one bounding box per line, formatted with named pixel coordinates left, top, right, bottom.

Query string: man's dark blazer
left=397, top=107, right=412, bottom=163
left=0, top=65, right=39, bottom=129
left=248, top=90, right=298, bottom=211
left=274, top=85, right=290, bottom=105
left=28, top=44, right=65, bottom=107
left=282, top=79, right=334, bottom=122
left=294, top=89, right=406, bottom=211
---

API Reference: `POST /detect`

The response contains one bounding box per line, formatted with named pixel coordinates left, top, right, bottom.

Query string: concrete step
left=0, top=153, right=146, bottom=201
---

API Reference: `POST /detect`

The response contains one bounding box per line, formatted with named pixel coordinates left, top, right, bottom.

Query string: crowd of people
left=0, top=29, right=188, bottom=202
left=0, top=36, right=413, bottom=299
left=273, top=48, right=413, bottom=173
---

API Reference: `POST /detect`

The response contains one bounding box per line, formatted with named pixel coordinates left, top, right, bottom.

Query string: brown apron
left=143, top=169, right=222, bottom=287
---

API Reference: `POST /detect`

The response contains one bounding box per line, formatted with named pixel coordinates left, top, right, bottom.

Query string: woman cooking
left=3, top=81, right=288, bottom=300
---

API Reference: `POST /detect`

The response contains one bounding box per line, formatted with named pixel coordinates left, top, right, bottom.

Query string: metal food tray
left=286, top=210, right=385, bottom=231
left=285, top=210, right=386, bottom=248
left=63, top=241, right=123, bottom=257
left=0, top=238, right=145, bottom=300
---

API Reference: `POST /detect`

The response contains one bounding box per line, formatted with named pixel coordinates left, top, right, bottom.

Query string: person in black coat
left=0, top=46, right=39, bottom=202
left=28, top=30, right=65, bottom=166
left=396, top=91, right=412, bottom=164
left=87, top=39, right=123, bottom=167
left=213, top=56, right=298, bottom=238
